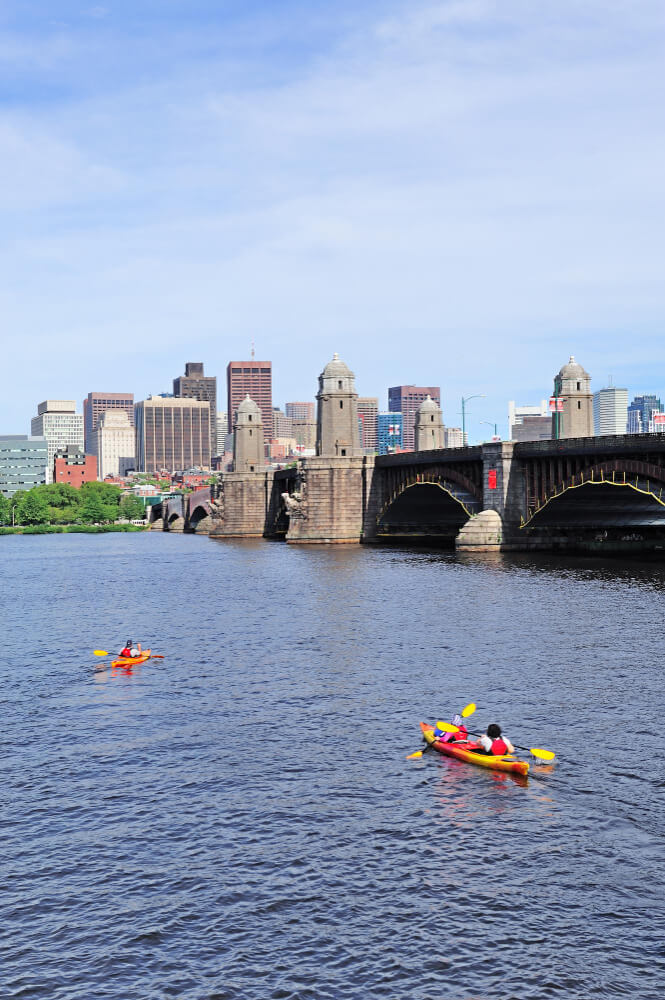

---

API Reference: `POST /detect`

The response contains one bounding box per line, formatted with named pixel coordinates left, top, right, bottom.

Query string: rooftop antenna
left=251, top=339, right=255, bottom=361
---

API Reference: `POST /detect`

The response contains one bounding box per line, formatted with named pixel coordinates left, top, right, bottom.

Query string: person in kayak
left=474, top=724, right=514, bottom=756
left=119, top=640, right=142, bottom=659
left=435, top=714, right=469, bottom=743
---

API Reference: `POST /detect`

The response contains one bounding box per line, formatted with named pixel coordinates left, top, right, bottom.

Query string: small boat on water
left=111, top=649, right=151, bottom=668
left=420, top=722, right=530, bottom=777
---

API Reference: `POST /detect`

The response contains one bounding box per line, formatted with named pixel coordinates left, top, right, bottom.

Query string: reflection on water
left=1, top=532, right=664, bottom=1000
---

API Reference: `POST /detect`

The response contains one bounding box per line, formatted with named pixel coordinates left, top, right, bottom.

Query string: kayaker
left=119, top=640, right=142, bottom=659
left=475, top=724, right=514, bottom=756
left=436, top=713, right=468, bottom=744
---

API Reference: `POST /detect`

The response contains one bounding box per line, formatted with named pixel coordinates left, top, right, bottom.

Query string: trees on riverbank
left=0, top=482, right=146, bottom=526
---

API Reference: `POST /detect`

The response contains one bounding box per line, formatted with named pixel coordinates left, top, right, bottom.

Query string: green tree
left=118, top=495, right=144, bottom=520
left=78, top=491, right=108, bottom=524
left=16, top=489, right=49, bottom=525
left=0, top=494, right=10, bottom=525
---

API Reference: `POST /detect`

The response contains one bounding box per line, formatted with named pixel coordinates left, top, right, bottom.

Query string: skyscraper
left=135, top=397, right=211, bottom=473
left=31, top=400, right=84, bottom=483
left=0, top=436, right=48, bottom=496
left=357, top=397, right=378, bottom=452
left=627, top=394, right=662, bottom=434
left=173, top=363, right=218, bottom=455
left=285, top=401, right=315, bottom=421
left=377, top=412, right=403, bottom=454
left=83, top=392, right=134, bottom=453
left=593, top=386, right=629, bottom=436
left=227, top=361, right=273, bottom=439
left=388, top=385, right=441, bottom=451
left=91, top=410, right=136, bottom=479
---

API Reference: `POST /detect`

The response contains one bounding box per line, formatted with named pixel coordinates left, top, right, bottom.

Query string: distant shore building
left=174, top=363, right=218, bottom=456
left=83, top=392, right=134, bottom=454
left=227, top=360, right=273, bottom=439
left=91, top=410, right=135, bottom=479
left=357, top=397, right=378, bottom=453
left=508, top=400, right=549, bottom=441
left=31, top=400, right=84, bottom=484
left=388, top=385, right=440, bottom=451
left=285, top=401, right=315, bottom=421
left=377, top=412, right=403, bottom=454
left=135, top=396, right=211, bottom=474
left=53, top=447, right=98, bottom=488
left=272, top=407, right=293, bottom=439
left=593, top=386, right=629, bottom=436
left=444, top=427, right=467, bottom=448
left=0, top=435, right=48, bottom=496
left=627, top=395, right=663, bottom=434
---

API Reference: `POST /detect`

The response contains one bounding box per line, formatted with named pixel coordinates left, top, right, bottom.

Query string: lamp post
left=482, top=420, right=498, bottom=439
left=461, top=394, right=485, bottom=442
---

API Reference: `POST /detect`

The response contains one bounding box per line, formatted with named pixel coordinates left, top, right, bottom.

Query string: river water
left=2, top=532, right=664, bottom=1000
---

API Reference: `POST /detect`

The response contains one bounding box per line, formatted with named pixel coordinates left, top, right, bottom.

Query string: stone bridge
left=151, top=433, right=665, bottom=554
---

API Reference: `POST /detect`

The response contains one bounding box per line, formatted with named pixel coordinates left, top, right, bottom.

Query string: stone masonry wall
left=286, top=457, right=367, bottom=543
left=210, top=472, right=273, bottom=538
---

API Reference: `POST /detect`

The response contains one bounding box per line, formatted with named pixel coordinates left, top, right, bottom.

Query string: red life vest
left=491, top=737, right=509, bottom=755
left=120, top=647, right=132, bottom=658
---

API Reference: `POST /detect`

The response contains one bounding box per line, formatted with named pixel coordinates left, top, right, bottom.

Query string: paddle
left=93, top=649, right=164, bottom=660
left=406, top=703, right=476, bottom=759
left=460, top=728, right=555, bottom=761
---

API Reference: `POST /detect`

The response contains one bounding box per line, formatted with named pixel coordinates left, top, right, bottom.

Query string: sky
left=1, top=0, right=664, bottom=441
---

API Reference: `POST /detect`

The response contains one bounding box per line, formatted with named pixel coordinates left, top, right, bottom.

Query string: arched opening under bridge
left=377, top=482, right=473, bottom=545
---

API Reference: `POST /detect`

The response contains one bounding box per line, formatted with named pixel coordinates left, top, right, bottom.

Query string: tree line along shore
left=0, top=482, right=148, bottom=534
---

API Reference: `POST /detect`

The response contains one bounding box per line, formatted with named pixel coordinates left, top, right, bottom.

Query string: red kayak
left=420, top=722, right=529, bottom=776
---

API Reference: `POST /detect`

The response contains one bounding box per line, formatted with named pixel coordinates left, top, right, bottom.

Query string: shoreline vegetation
left=0, top=481, right=150, bottom=534
left=0, top=523, right=147, bottom=535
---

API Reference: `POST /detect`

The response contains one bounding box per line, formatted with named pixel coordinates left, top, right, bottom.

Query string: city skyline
left=2, top=1, right=664, bottom=438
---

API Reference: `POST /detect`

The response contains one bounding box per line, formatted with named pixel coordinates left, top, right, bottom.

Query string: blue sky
left=2, top=0, right=664, bottom=441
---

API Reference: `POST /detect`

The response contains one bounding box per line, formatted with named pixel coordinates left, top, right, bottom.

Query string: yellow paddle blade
left=530, top=747, right=555, bottom=761
left=461, top=702, right=476, bottom=718
left=406, top=750, right=424, bottom=759
left=436, top=721, right=459, bottom=733
left=93, top=650, right=109, bottom=656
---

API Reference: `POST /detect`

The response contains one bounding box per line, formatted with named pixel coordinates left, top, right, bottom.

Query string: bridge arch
left=377, top=474, right=482, bottom=542
left=522, top=460, right=665, bottom=529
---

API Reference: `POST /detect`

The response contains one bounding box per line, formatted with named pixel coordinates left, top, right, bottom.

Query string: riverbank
left=0, top=523, right=147, bottom=535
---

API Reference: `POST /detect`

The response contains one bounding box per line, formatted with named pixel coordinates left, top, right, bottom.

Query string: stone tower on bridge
left=415, top=395, right=445, bottom=451
left=553, top=356, right=593, bottom=439
left=233, top=395, right=265, bottom=472
left=316, top=353, right=363, bottom=458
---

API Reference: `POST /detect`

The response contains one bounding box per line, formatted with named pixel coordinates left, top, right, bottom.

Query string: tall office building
left=0, top=436, right=48, bottom=496
left=593, top=386, right=629, bottom=436
left=135, top=397, right=211, bottom=473
left=508, top=400, right=548, bottom=440
left=173, top=363, right=218, bottom=455
left=627, top=394, right=662, bottom=434
left=357, top=397, right=378, bottom=452
left=285, top=401, right=315, bottom=421
left=31, top=400, right=84, bottom=483
left=272, top=408, right=293, bottom=438
left=83, top=392, right=134, bottom=453
left=388, top=385, right=441, bottom=451
left=444, top=427, right=467, bottom=448
left=91, top=410, right=136, bottom=479
left=227, top=361, right=273, bottom=438
left=377, top=412, right=403, bottom=454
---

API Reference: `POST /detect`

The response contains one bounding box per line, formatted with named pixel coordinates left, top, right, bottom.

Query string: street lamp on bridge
left=461, top=394, right=486, bottom=441
left=482, top=420, right=499, bottom=440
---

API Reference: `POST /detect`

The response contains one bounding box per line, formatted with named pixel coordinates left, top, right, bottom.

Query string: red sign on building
left=549, top=397, right=564, bottom=411
left=487, top=469, right=497, bottom=490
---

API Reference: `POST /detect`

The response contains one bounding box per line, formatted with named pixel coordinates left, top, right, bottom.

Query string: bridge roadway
left=148, top=432, right=665, bottom=553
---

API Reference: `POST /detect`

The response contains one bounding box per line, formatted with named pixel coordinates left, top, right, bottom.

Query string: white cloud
left=1, top=0, right=664, bottom=434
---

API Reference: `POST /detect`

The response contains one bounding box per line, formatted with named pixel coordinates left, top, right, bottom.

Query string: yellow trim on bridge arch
left=521, top=471, right=665, bottom=528
left=378, top=478, right=476, bottom=525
